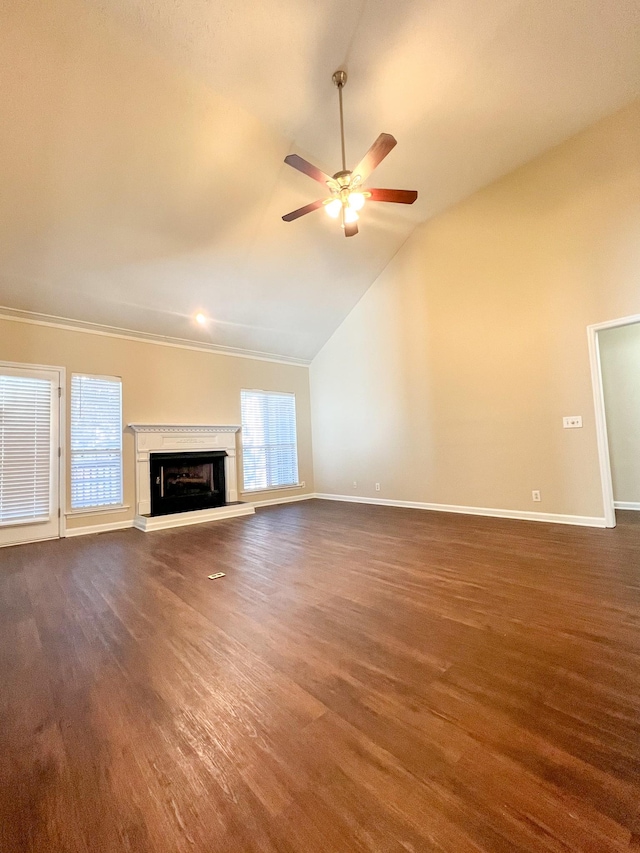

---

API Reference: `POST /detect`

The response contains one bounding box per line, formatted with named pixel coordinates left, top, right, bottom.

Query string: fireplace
left=150, top=451, right=227, bottom=516
left=129, top=424, right=254, bottom=531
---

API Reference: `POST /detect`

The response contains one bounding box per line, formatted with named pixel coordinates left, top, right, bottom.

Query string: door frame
left=587, top=313, right=640, bottom=529
left=0, top=360, right=66, bottom=541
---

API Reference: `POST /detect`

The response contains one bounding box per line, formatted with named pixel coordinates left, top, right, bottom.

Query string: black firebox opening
left=150, top=451, right=227, bottom=516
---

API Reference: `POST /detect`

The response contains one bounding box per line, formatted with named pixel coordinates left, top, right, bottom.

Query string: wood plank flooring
left=1, top=500, right=639, bottom=852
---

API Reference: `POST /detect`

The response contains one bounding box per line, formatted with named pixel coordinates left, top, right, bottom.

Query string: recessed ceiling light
left=195, top=312, right=207, bottom=325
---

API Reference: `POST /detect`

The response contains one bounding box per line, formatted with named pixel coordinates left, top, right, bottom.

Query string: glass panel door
left=0, top=365, right=60, bottom=547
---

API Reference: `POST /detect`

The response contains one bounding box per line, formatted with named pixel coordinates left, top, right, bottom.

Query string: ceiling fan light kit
left=282, top=70, right=418, bottom=237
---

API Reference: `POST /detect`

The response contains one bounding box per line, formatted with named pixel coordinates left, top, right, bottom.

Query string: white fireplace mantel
left=129, top=424, right=241, bottom=434
left=128, top=424, right=253, bottom=530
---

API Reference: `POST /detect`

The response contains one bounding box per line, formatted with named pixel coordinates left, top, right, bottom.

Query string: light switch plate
left=563, top=416, right=582, bottom=429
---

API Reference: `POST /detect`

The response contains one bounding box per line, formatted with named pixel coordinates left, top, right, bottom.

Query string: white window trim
left=70, top=373, right=123, bottom=513
left=65, top=504, right=130, bottom=517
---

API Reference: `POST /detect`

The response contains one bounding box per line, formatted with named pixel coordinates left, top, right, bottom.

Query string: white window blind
left=241, top=390, right=299, bottom=491
left=0, top=375, right=52, bottom=524
left=71, top=375, right=123, bottom=509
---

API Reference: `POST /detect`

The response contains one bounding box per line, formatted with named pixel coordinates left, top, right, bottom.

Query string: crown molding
left=0, top=306, right=310, bottom=367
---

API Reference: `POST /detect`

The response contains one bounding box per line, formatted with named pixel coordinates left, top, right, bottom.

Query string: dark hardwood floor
left=1, top=500, right=639, bottom=852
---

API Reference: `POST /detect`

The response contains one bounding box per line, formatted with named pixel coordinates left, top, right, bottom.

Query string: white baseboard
left=62, top=494, right=611, bottom=533
left=314, top=494, right=607, bottom=528
left=614, top=501, right=640, bottom=511
left=65, top=519, right=135, bottom=537
left=0, top=535, right=61, bottom=549
left=250, top=492, right=317, bottom=508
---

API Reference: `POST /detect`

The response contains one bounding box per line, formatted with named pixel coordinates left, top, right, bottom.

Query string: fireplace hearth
left=150, top=451, right=226, bottom=516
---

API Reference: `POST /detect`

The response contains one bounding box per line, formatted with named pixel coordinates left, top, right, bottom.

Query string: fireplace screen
left=162, top=463, right=214, bottom=498
left=149, top=451, right=226, bottom=516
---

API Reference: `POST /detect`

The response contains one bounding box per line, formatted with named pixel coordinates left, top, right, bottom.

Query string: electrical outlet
left=353, top=480, right=357, bottom=489
left=563, top=416, right=583, bottom=429
left=532, top=490, right=541, bottom=502
left=375, top=483, right=381, bottom=491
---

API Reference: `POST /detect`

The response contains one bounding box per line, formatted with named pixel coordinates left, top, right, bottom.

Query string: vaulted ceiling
left=1, top=0, right=639, bottom=361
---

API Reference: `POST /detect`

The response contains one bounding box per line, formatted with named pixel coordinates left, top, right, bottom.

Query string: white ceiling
left=1, top=0, right=639, bottom=361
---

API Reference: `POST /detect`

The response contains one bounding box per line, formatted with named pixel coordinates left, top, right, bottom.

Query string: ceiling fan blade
left=282, top=199, right=326, bottom=222
left=284, top=154, right=336, bottom=187
left=368, top=188, right=418, bottom=204
left=352, top=133, right=397, bottom=184
left=344, top=220, right=358, bottom=238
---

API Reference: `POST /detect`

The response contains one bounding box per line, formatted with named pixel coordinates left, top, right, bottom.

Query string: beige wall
left=600, top=322, right=640, bottom=506
left=0, top=318, right=313, bottom=531
left=310, top=100, right=640, bottom=521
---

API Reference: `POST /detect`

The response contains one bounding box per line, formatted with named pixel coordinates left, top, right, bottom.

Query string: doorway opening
left=588, top=314, right=640, bottom=529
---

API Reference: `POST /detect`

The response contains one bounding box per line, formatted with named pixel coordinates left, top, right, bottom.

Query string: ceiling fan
left=282, top=70, right=418, bottom=237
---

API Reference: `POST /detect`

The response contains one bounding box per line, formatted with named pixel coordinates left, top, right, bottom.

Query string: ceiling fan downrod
left=332, top=70, right=348, bottom=173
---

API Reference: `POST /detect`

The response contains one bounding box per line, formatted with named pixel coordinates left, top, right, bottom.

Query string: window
left=241, top=390, right=299, bottom=491
left=71, top=374, right=123, bottom=509
left=0, top=373, right=52, bottom=524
